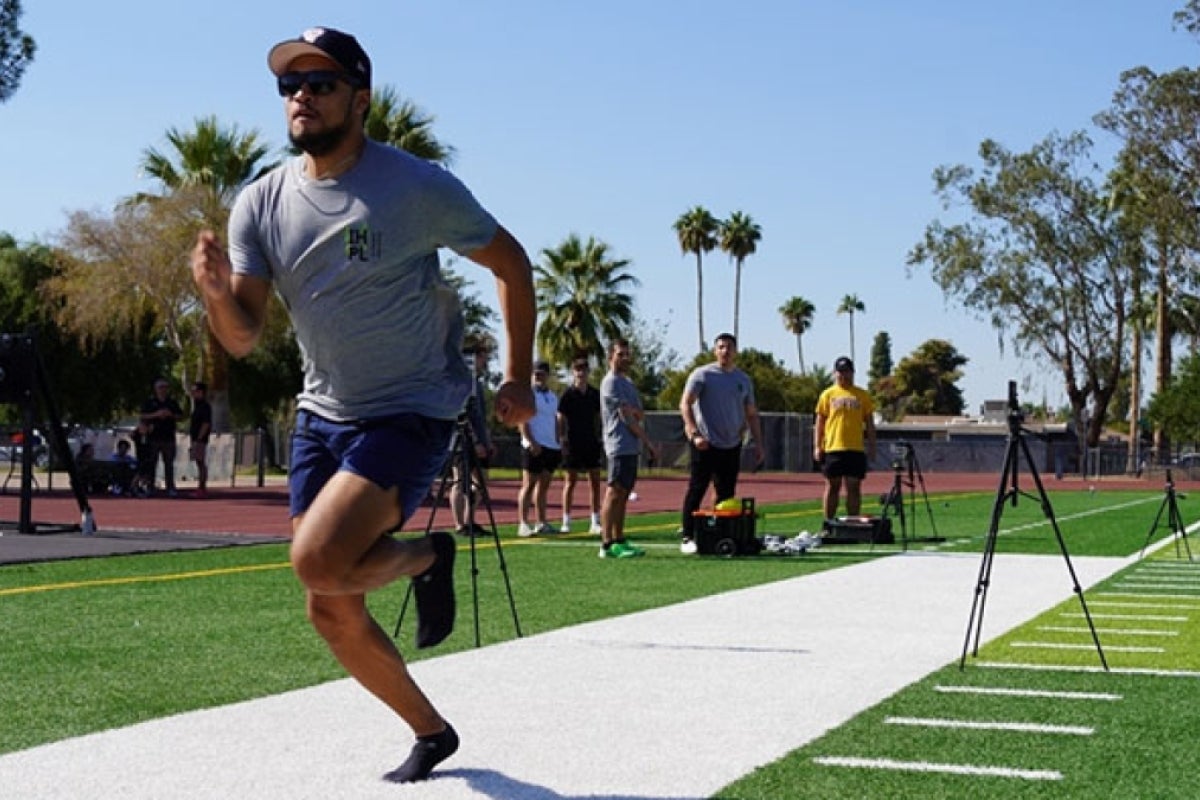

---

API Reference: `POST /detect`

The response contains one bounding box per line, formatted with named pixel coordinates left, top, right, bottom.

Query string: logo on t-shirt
left=345, top=225, right=383, bottom=262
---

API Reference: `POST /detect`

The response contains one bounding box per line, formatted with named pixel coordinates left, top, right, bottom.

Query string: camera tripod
left=393, top=405, right=522, bottom=648
left=960, top=382, right=1107, bottom=670
left=1139, top=469, right=1193, bottom=561
left=880, top=442, right=944, bottom=550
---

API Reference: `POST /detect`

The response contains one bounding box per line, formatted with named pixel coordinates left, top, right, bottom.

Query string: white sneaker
left=560, top=521, right=572, bottom=534
left=588, top=522, right=603, bottom=535
left=680, top=538, right=698, bottom=555
left=518, top=523, right=535, bottom=538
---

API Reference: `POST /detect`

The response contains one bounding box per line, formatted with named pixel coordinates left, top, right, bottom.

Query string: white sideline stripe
left=1089, top=600, right=1200, bottom=610
left=1037, top=625, right=1177, bottom=637
left=975, top=661, right=1200, bottom=678
left=1010, top=641, right=1163, bottom=654
left=1115, top=582, right=1200, bottom=591
left=934, top=685, right=1122, bottom=701
left=1062, top=612, right=1187, bottom=621
left=1096, top=591, right=1200, bottom=601
left=884, top=716, right=1093, bottom=736
left=812, top=756, right=1063, bottom=782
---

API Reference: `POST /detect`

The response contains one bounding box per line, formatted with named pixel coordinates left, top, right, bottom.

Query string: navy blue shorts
left=289, top=410, right=454, bottom=526
left=607, top=453, right=639, bottom=491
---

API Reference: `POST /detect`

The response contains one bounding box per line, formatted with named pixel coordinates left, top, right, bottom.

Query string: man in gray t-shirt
left=598, top=339, right=658, bottom=558
left=190, top=26, right=536, bottom=783
left=678, top=333, right=764, bottom=553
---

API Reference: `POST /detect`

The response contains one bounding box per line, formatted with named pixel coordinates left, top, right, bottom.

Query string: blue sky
left=3, top=1, right=1197, bottom=412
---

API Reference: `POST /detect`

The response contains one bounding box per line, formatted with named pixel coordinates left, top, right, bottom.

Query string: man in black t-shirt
left=189, top=381, right=213, bottom=499
left=556, top=358, right=604, bottom=534
left=139, top=377, right=184, bottom=497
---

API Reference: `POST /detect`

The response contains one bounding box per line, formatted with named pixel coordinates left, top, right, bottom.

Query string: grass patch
left=719, top=538, right=1200, bottom=799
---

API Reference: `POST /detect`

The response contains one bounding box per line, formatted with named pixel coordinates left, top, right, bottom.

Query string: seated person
left=108, top=440, right=138, bottom=496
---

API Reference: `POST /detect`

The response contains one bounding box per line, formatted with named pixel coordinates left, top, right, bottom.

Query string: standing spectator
left=451, top=347, right=495, bottom=537
left=814, top=356, right=877, bottom=524
left=517, top=361, right=561, bottom=537
left=131, top=422, right=154, bottom=497
left=599, top=339, right=658, bottom=558
left=189, top=381, right=213, bottom=499
left=678, top=333, right=765, bottom=554
left=557, top=357, right=603, bottom=534
left=189, top=25, right=536, bottom=783
left=139, top=377, right=184, bottom=497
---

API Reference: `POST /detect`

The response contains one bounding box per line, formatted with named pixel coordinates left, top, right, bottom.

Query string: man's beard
left=289, top=113, right=354, bottom=158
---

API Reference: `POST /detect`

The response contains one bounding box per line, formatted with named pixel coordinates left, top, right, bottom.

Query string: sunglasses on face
left=276, top=70, right=356, bottom=97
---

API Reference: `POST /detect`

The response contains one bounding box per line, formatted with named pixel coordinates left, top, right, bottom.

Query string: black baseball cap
left=534, top=361, right=551, bottom=374
left=268, top=27, right=371, bottom=89
left=834, top=356, right=855, bottom=373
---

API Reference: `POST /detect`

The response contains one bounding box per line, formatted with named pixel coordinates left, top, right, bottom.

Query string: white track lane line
left=812, top=756, right=1062, bottom=781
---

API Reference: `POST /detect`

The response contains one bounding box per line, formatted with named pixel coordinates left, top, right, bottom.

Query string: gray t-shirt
left=228, top=140, right=498, bottom=422
left=600, top=371, right=643, bottom=456
left=683, top=363, right=756, bottom=449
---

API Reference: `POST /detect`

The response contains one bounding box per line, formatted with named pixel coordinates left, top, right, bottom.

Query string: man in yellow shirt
left=814, top=357, right=877, bottom=524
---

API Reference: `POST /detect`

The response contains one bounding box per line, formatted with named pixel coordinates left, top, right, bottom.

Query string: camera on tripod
left=890, top=439, right=913, bottom=471
left=1007, top=380, right=1024, bottom=425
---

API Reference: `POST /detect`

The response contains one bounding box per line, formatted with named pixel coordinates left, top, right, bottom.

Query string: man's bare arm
left=468, top=225, right=536, bottom=427
left=191, top=231, right=270, bottom=359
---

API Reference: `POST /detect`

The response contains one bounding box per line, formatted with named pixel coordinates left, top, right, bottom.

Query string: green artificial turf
left=3, top=487, right=1196, bottom=800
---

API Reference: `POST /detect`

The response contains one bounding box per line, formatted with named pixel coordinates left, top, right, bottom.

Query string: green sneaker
left=615, top=540, right=645, bottom=557
left=600, top=541, right=638, bottom=559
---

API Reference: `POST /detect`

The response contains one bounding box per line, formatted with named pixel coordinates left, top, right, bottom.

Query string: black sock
left=387, top=723, right=459, bottom=783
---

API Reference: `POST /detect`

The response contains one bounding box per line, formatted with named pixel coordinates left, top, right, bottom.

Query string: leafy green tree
left=880, top=339, right=968, bottom=417
left=0, top=0, right=35, bottom=104
left=622, top=312, right=680, bottom=410
left=1148, top=351, right=1200, bottom=447
left=1095, top=65, right=1200, bottom=458
left=868, top=331, right=893, bottom=392
left=836, top=294, right=865, bottom=363
left=718, top=211, right=761, bottom=341
left=366, top=87, right=455, bottom=164
left=908, top=131, right=1136, bottom=447
left=0, top=234, right=167, bottom=425
left=778, top=296, right=816, bottom=373
left=535, top=234, right=638, bottom=367
left=673, top=206, right=720, bottom=353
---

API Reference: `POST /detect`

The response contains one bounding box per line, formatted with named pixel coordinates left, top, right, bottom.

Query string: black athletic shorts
left=562, top=442, right=604, bottom=471
left=822, top=450, right=868, bottom=480
left=522, top=446, right=562, bottom=474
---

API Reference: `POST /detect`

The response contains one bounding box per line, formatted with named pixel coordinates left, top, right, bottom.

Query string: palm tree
left=366, top=86, right=456, bottom=165
left=135, top=115, right=273, bottom=221
left=778, top=296, right=816, bottom=373
left=135, top=116, right=276, bottom=432
left=718, top=211, right=762, bottom=340
left=535, top=234, right=639, bottom=366
left=673, top=206, right=719, bottom=352
left=837, top=293, right=866, bottom=363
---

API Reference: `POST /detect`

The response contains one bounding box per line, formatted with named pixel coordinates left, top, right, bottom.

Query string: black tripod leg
left=962, top=435, right=1018, bottom=669
left=472, top=468, right=522, bottom=639
left=1018, top=435, right=1108, bottom=671
left=1168, top=491, right=1193, bottom=562
left=1139, top=492, right=1171, bottom=561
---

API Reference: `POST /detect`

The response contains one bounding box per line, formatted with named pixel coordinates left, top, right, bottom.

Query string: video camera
left=890, top=439, right=913, bottom=470
left=1007, top=380, right=1024, bottom=428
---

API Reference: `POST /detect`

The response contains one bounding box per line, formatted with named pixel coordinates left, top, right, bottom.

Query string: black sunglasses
left=276, top=70, right=357, bottom=97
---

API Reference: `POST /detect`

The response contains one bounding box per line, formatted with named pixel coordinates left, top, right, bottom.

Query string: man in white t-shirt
left=517, top=361, right=562, bottom=536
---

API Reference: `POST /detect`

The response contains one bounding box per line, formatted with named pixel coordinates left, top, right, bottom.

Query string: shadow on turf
left=414, top=767, right=702, bottom=799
